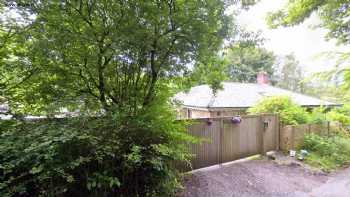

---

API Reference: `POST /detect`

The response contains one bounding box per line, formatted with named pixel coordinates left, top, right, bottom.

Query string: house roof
left=174, top=82, right=338, bottom=109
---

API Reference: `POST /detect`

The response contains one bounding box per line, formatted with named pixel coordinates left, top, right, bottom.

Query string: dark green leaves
left=2, top=0, right=233, bottom=115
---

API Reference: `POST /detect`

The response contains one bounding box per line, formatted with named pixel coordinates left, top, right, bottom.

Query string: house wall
left=177, top=108, right=211, bottom=119
left=178, top=107, right=248, bottom=119
left=177, top=108, right=188, bottom=119
left=209, top=109, right=247, bottom=118
left=191, top=110, right=211, bottom=118
left=178, top=105, right=337, bottom=119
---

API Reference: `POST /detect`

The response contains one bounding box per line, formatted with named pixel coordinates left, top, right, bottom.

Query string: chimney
left=257, top=71, right=269, bottom=85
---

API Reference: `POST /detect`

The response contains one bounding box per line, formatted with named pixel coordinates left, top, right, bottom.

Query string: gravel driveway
left=179, top=158, right=350, bottom=197
left=305, top=167, right=350, bottom=197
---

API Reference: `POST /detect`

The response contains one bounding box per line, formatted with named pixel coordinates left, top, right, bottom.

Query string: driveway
left=179, top=159, right=350, bottom=197
left=305, top=167, right=350, bottom=197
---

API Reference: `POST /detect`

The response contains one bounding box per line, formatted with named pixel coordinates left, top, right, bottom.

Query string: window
left=217, top=111, right=221, bottom=117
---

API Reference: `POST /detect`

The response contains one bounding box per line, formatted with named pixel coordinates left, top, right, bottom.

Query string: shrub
left=302, top=133, right=350, bottom=171
left=309, top=107, right=327, bottom=124
left=0, top=99, right=195, bottom=196
left=248, top=96, right=310, bottom=125
left=327, top=104, right=350, bottom=126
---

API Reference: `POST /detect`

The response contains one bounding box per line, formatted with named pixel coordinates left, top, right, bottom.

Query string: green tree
left=301, top=78, right=348, bottom=103
left=0, top=5, right=38, bottom=118
left=190, top=57, right=229, bottom=94
left=0, top=0, right=253, bottom=196
left=273, top=54, right=304, bottom=92
left=224, top=30, right=276, bottom=83
left=1, top=0, right=235, bottom=116
left=248, top=96, right=310, bottom=125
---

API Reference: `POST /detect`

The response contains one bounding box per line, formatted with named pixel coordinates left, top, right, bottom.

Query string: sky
left=234, top=0, right=348, bottom=75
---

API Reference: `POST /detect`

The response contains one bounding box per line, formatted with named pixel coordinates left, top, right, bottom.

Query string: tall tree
left=1, top=0, right=237, bottom=116
left=0, top=4, right=36, bottom=116
left=273, top=54, right=304, bottom=92
left=224, top=41, right=276, bottom=83
left=190, top=57, right=228, bottom=93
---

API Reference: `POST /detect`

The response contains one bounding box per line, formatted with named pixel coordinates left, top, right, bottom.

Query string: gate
left=187, top=114, right=279, bottom=170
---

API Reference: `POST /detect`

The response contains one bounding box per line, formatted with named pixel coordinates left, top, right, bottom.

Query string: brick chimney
left=257, top=71, right=269, bottom=85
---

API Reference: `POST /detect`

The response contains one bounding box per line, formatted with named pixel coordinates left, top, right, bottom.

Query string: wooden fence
left=186, top=114, right=279, bottom=170
left=279, top=122, right=332, bottom=151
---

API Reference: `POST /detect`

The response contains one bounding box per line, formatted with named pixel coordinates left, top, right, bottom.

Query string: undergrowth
left=302, top=132, right=350, bottom=172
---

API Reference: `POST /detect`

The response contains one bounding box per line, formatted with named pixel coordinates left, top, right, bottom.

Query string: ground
left=179, top=156, right=350, bottom=197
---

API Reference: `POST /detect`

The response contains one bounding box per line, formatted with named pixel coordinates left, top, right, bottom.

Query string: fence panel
left=187, top=114, right=279, bottom=170
left=221, top=116, right=262, bottom=163
left=187, top=119, right=221, bottom=169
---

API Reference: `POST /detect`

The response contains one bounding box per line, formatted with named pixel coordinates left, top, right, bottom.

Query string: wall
left=177, top=107, right=211, bottom=119
left=190, top=109, right=211, bottom=119
left=178, top=107, right=247, bottom=119
left=209, top=109, right=247, bottom=118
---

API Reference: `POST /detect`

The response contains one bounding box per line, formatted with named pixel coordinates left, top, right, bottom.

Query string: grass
left=301, top=132, right=350, bottom=172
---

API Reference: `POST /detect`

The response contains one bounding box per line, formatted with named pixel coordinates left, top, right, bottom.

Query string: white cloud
left=234, top=0, right=348, bottom=75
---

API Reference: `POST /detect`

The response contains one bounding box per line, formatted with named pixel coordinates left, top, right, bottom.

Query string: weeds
left=302, top=133, right=350, bottom=171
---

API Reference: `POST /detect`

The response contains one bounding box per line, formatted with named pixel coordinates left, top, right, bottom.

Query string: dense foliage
left=307, top=105, right=350, bottom=127
left=189, top=57, right=229, bottom=94
left=327, top=104, right=350, bottom=126
left=1, top=0, right=233, bottom=115
left=302, top=133, right=350, bottom=171
left=0, top=0, right=243, bottom=196
left=0, top=98, right=195, bottom=196
left=308, top=106, right=327, bottom=124
left=248, top=96, right=310, bottom=125
left=177, top=25, right=275, bottom=91
left=225, top=42, right=276, bottom=83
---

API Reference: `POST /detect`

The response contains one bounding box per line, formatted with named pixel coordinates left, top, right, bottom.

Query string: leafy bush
left=327, top=104, right=350, bottom=126
left=309, top=107, right=327, bottom=124
left=327, top=111, right=350, bottom=126
left=302, top=133, right=350, bottom=171
left=248, top=96, right=310, bottom=125
left=0, top=100, right=195, bottom=196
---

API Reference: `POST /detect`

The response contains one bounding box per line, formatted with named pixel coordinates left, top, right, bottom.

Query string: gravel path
left=179, top=159, right=333, bottom=197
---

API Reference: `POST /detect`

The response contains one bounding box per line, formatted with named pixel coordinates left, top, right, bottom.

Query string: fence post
left=291, top=126, right=295, bottom=150
left=327, top=121, right=330, bottom=138
left=276, top=115, right=280, bottom=151
left=260, top=115, right=265, bottom=155
left=219, top=118, right=224, bottom=165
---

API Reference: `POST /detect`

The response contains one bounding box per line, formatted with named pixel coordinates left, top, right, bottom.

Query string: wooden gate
left=187, top=114, right=279, bottom=170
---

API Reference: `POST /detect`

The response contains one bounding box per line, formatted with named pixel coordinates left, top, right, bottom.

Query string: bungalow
left=175, top=72, right=339, bottom=119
